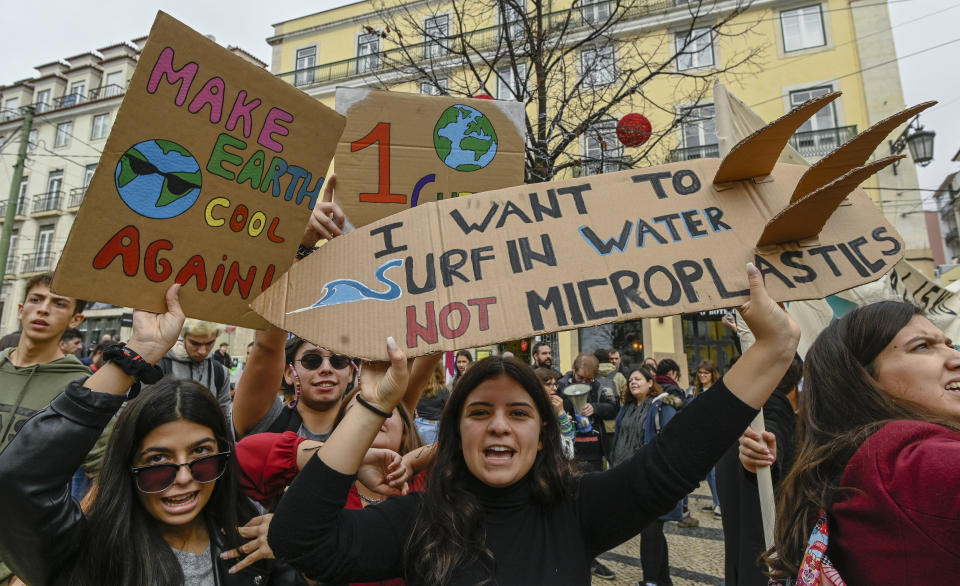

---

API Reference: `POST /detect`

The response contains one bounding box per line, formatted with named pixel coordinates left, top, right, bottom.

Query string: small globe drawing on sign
left=433, top=105, right=499, bottom=172
left=114, top=139, right=202, bottom=219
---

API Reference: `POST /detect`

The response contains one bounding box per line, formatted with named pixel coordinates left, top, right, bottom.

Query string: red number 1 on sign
left=351, top=122, right=407, bottom=204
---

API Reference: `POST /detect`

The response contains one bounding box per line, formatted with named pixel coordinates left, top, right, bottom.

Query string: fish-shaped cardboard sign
left=252, top=94, right=932, bottom=359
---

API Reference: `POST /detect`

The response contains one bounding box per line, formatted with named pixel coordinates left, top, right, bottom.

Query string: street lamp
left=889, top=115, right=935, bottom=175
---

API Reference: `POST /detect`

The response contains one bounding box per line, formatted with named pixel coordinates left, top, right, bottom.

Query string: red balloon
left=617, top=113, right=652, bottom=147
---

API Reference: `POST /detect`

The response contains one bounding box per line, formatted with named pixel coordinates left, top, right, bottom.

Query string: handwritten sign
left=52, top=12, right=345, bottom=328
left=252, top=153, right=903, bottom=358
left=334, top=88, right=525, bottom=228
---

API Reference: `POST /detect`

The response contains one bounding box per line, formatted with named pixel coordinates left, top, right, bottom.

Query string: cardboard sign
left=52, top=12, right=345, bottom=328
left=334, top=88, right=525, bottom=228
left=251, top=96, right=923, bottom=359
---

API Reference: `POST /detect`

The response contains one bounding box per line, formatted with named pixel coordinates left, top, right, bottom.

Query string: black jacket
left=557, top=372, right=620, bottom=465
left=268, top=378, right=759, bottom=584
left=0, top=379, right=294, bottom=586
left=716, top=388, right=797, bottom=586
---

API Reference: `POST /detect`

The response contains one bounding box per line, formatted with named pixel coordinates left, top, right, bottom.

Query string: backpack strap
left=211, top=360, right=226, bottom=392
left=267, top=404, right=303, bottom=434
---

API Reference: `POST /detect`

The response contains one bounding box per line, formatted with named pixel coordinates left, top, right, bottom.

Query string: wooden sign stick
left=750, top=411, right=776, bottom=550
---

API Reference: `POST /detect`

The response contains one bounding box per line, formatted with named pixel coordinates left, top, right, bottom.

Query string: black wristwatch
left=102, top=343, right=165, bottom=399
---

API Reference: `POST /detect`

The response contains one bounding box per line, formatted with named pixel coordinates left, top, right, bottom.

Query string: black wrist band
left=296, top=244, right=319, bottom=260
left=102, top=344, right=165, bottom=400
left=355, top=394, right=392, bottom=419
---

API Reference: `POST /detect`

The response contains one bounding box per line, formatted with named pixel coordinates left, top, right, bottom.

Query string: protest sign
left=252, top=94, right=918, bottom=359
left=51, top=12, right=345, bottom=328
left=333, top=88, right=525, bottom=228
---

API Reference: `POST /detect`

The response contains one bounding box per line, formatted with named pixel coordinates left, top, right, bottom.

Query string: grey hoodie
left=156, top=341, right=232, bottom=417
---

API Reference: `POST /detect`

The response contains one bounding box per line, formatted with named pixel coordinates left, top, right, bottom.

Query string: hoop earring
left=289, top=363, right=302, bottom=408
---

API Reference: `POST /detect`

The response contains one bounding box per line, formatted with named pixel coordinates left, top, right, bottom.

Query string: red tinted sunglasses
left=130, top=451, right=231, bottom=493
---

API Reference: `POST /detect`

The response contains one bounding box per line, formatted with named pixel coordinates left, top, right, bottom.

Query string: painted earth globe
left=433, top=105, right=499, bottom=172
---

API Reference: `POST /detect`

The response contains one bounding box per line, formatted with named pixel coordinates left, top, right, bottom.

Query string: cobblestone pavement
left=593, top=481, right=724, bottom=586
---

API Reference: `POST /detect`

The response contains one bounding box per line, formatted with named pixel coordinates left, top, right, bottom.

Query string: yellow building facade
left=267, top=0, right=930, bottom=378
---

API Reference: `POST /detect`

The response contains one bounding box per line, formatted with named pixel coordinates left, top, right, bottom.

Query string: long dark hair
left=404, top=356, right=573, bottom=585
left=768, top=302, right=960, bottom=577
left=624, top=366, right=661, bottom=406
left=73, top=379, right=244, bottom=585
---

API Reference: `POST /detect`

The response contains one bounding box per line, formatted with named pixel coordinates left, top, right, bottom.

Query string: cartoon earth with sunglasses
left=114, top=139, right=202, bottom=219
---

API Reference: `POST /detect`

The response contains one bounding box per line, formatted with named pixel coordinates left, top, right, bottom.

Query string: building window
left=46, top=170, right=63, bottom=197
left=35, top=225, right=55, bottom=271
left=54, top=121, right=72, bottom=147
left=499, top=1, right=525, bottom=43
left=420, top=79, right=448, bottom=95
left=35, top=89, right=51, bottom=113
left=675, top=104, right=717, bottom=160
left=104, top=71, right=124, bottom=96
left=38, top=170, right=63, bottom=212
left=581, top=45, right=615, bottom=87
left=83, top=164, right=97, bottom=188
left=294, top=46, right=317, bottom=86
left=17, top=177, right=28, bottom=214
left=781, top=5, right=826, bottom=53
left=424, top=15, right=450, bottom=59
left=789, top=86, right=838, bottom=151
left=28, top=129, right=37, bottom=151
left=3, top=97, right=18, bottom=120
left=675, top=27, right=714, bottom=70
left=581, top=0, right=610, bottom=24
left=62, top=81, right=86, bottom=107
left=91, top=113, right=110, bottom=139
left=357, top=33, right=380, bottom=74
left=584, top=121, right=624, bottom=175
left=497, top=63, right=527, bottom=101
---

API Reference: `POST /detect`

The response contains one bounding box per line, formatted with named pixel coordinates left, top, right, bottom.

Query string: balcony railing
left=670, top=144, right=720, bottom=162
left=88, top=84, right=124, bottom=100
left=788, top=125, right=858, bottom=159
left=279, top=0, right=672, bottom=86
left=21, top=252, right=56, bottom=274
left=2, top=109, right=19, bottom=121
left=32, top=190, right=63, bottom=214
left=34, top=101, right=52, bottom=114
left=0, top=197, right=29, bottom=218
left=68, top=186, right=87, bottom=208
left=54, top=93, right=87, bottom=109
left=4, top=255, right=18, bottom=275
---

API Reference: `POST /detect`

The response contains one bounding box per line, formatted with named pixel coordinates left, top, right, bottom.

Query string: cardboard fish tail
left=712, top=92, right=840, bottom=184
left=757, top=155, right=903, bottom=247
left=790, top=101, right=937, bottom=203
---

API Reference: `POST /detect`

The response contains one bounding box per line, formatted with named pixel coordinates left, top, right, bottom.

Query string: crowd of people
left=0, top=178, right=955, bottom=586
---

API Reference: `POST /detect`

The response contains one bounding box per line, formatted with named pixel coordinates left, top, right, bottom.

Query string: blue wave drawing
left=286, top=258, right=405, bottom=314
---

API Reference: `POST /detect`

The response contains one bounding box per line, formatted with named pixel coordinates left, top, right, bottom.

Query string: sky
left=0, top=0, right=957, bottom=200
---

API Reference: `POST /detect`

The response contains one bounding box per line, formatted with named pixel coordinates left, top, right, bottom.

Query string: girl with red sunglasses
left=0, top=285, right=298, bottom=585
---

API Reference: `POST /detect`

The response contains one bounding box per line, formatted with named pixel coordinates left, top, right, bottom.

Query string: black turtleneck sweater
left=270, top=378, right=756, bottom=585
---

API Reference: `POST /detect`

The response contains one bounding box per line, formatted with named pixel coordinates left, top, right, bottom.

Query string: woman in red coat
left=749, top=301, right=960, bottom=584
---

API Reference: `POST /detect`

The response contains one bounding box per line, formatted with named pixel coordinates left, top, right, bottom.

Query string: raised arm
left=0, top=285, right=184, bottom=585
left=577, top=264, right=800, bottom=555
left=401, top=352, right=443, bottom=415
left=268, top=339, right=414, bottom=581
left=233, top=176, right=350, bottom=437
left=722, top=263, right=800, bottom=408
left=232, top=325, right=287, bottom=438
